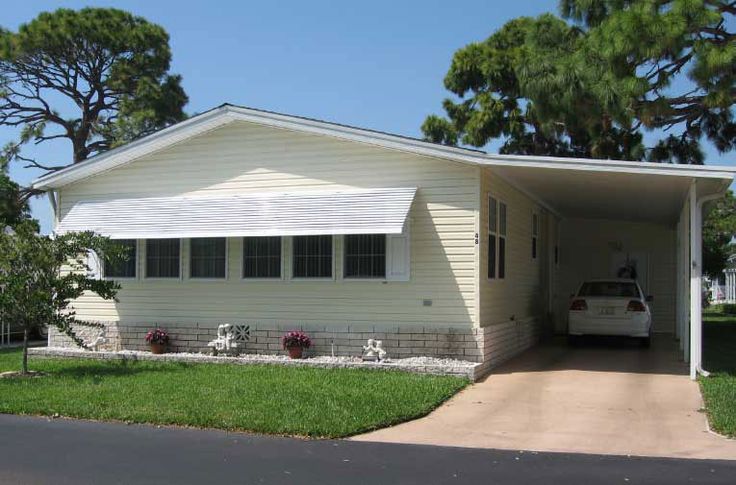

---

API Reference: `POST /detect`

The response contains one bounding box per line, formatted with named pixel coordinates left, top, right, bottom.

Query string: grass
left=700, top=305, right=736, bottom=438
left=0, top=349, right=468, bottom=438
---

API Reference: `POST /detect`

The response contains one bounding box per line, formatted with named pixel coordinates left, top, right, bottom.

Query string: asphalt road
left=0, top=414, right=733, bottom=485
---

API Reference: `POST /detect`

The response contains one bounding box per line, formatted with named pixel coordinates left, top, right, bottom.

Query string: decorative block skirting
left=47, top=315, right=541, bottom=377
left=472, top=317, right=542, bottom=376
left=49, top=322, right=484, bottom=362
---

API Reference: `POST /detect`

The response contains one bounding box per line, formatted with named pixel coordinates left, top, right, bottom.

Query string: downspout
left=47, top=190, right=57, bottom=224
left=45, top=189, right=56, bottom=348
left=689, top=181, right=726, bottom=380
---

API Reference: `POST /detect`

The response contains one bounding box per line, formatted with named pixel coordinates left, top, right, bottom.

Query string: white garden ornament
left=207, top=324, right=250, bottom=355
left=89, top=328, right=107, bottom=351
left=362, top=338, right=387, bottom=361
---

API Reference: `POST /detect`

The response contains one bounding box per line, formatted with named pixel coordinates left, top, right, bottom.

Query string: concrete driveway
left=354, top=336, right=736, bottom=460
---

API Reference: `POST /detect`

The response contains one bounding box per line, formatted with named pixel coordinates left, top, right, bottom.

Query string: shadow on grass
left=703, top=320, right=736, bottom=374
left=51, top=359, right=194, bottom=379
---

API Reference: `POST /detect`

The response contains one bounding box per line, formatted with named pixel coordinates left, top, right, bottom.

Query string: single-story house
left=32, top=104, right=736, bottom=378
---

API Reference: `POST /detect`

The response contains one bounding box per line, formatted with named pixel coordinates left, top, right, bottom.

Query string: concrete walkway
left=354, top=336, right=736, bottom=460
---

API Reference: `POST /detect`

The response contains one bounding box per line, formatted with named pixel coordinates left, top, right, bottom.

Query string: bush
left=721, top=304, right=736, bottom=315
left=281, top=331, right=311, bottom=349
left=145, top=328, right=169, bottom=345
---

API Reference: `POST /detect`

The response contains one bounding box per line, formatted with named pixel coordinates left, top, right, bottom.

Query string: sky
left=3, top=0, right=734, bottom=233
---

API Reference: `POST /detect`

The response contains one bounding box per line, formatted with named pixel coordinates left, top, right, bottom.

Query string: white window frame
left=187, top=237, right=228, bottom=281
left=488, top=195, right=507, bottom=281
left=144, top=238, right=183, bottom=281
left=102, top=239, right=139, bottom=281
left=342, top=233, right=388, bottom=281
left=241, top=236, right=284, bottom=281
left=289, top=235, right=336, bottom=281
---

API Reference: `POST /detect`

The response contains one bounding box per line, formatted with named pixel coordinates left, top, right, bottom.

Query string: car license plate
left=599, top=307, right=615, bottom=316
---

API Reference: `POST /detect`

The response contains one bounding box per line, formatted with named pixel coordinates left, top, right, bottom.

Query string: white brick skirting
left=474, top=317, right=542, bottom=375
left=49, top=322, right=484, bottom=362
left=49, top=316, right=541, bottom=374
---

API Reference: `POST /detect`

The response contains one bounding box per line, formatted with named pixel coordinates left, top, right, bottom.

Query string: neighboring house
left=719, top=254, right=736, bottom=302
left=32, top=104, right=736, bottom=377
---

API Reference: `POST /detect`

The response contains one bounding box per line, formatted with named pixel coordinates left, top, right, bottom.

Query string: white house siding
left=555, top=218, right=677, bottom=334
left=476, top=169, right=549, bottom=367
left=51, top=121, right=482, bottom=359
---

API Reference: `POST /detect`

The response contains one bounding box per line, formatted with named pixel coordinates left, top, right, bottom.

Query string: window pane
left=499, top=202, right=507, bottom=236
left=499, top=236, right=506, bottom=279
left=488, top=234, right=496, bottom=279
left=243, top=236, right=281, bottom=278
left=532, top=213, right=538, bottom=236
left=489, top=197, right=497, bottom=233
left=105, top=239, right=137, bottom=278
left=146, top=239, right=180, bottom=278
left=532, top=237, right=537, bottom=259
left=190, top=238, right=226, bottom=278
left=293, top=235, right=332, bottom=278
left=345, top=234, right=386, bottom=278
left=578, top=281, right=639, bottom=298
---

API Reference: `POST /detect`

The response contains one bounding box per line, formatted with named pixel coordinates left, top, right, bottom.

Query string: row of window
left=104, top=234, right=388, bottom=280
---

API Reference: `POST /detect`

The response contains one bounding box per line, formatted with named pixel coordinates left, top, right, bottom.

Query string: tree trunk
left=21, top=327, right=28, bottom=375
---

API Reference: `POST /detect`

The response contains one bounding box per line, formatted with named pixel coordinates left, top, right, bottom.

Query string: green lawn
left=0, top=350, right=467, bottom=438
left=701, top=305, right=736, bottom=438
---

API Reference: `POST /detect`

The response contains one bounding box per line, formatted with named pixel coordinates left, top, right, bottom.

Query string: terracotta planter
left=286, top=346, right=304, bottom=359
left=150, top=342, right=166, bottom=355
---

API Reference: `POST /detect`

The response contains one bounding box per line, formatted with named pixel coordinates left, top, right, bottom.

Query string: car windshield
left=578, top=281, right=640, bottom=298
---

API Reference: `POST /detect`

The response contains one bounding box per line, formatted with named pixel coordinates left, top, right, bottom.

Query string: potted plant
left=281, top=331, right=311, bottom=359
left=145, top=328, right=169, bottom=354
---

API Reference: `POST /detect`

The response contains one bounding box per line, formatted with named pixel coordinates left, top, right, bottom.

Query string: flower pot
left=150, top=343, right=166, bottom=355
left=287, top=346, right=303, bottom=359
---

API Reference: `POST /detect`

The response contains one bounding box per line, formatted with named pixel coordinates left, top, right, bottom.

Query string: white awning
left=56, top=187, right=417, bottom=239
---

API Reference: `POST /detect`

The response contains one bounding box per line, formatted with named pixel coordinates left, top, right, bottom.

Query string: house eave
left=32, top=103, right=736, bottom=190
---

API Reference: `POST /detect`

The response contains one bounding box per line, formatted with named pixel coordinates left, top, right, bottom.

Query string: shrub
left=722, top=304, right=736, bottom=315
left=145, top=328, right=169, bottom=345
left=281, top=331, right=311, bottom=349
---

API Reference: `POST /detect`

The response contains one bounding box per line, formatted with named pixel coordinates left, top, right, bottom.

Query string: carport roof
left=31, top=104, right=736, bottom=225
left=484, top=159, right=733, bottom=224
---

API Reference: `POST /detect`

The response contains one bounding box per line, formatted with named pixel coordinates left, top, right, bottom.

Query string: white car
left=568, top=279, right=652, bottom=347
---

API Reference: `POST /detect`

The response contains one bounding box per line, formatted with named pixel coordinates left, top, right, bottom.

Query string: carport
left=357, top=155, right=736, bottom=459
left=479, top=155, right=736, bottom=379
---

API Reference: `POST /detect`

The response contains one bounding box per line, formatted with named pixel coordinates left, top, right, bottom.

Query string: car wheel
left=568, top=335, right=580, bottom=346
left=640, top=336, right=651, bottom=348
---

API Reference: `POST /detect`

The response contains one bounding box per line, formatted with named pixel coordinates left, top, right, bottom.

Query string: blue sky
left=4, top=0, right=734, bottom=233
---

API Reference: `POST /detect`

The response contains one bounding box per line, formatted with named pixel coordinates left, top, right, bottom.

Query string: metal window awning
left=56, top=187, right=417, bottom=239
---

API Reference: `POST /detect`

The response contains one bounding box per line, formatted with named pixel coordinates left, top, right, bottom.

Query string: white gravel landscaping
left=28, top=347, right=484, bottom=380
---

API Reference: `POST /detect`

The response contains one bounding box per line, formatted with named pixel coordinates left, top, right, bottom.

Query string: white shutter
left=86, top=250, right=103, bottom=280
left=386, top=221, right=410, bottom=281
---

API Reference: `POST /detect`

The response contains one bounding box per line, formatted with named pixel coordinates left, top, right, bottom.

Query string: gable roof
left=32, top=103, right=736, bottom=190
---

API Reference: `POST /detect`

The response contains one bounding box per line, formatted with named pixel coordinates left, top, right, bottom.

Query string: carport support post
left=689, top=182, right=702, bottom=380
left=688, top=182, right=724, bottom=380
